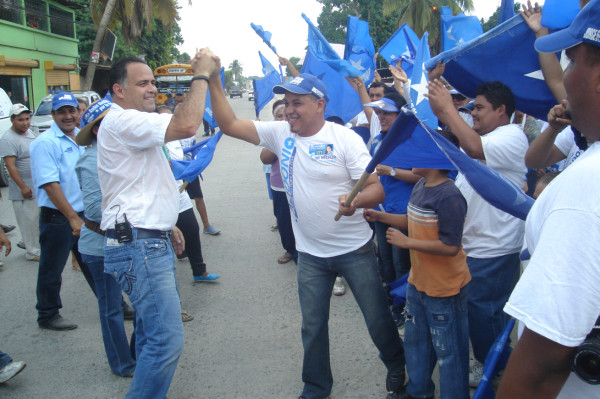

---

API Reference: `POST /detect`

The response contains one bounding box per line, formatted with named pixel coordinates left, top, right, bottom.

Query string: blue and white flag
left=344, top=16, right=376, bottom=85
left=441, top=6, right=483, bottom=51
left=377, top=108, right=534, bottom=220
left=300, top=52, right=362, bottom=124
left=172, top=131, right=223, bottom=182
left=301, top=13, right=363, bottom=78
left=253, top=52, right=282, bottom=118
left=378, top=23, right=419, bottom=76
left=498, top=0, right=516, bottom=25
left=204, top=67, right=225, bottom=129
left=541, top=0, right=580, bottom=29
left=409, top=32, right=438, bottom=131
left=425, top=15, right=556, bottom=121
left=250, top=23, right=278, bottom=55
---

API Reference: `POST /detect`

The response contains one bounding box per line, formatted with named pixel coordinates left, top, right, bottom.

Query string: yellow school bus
left=153, top=63, right=193, bottom=105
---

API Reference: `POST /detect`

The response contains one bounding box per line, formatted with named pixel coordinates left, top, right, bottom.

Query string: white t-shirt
left=165, top=140, right=193, bottom=213
left=456, top=123, right=528, bottom=258
left=255, top=120, right=373, bottom=257
left=554, top=126, right=586, bottom=170
left=505, top=142, right=600, bottom=398
left=98, top=103, right=179, bottom=231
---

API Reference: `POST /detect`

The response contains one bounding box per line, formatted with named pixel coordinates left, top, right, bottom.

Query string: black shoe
left=123, top=302, right=135, bottom=320
left=39, top=315, right=78, bottom=331
left=1, top=224, right=15, bottom=233
left=386, top=371, right=406, bottom=399
left=17, top=241, right=26, bottom=250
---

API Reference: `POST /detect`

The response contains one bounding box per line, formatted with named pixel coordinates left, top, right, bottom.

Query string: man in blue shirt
left=30, top=92, right=94, bottom=331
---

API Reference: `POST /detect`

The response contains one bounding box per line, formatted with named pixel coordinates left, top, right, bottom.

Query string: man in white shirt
left=208, top=70, right=406, bottom=399
left=427, top=79, right=528, bottom=385
left=498, top=1, right=600, bottom=397
left=97, top=51, right=217, bottom=399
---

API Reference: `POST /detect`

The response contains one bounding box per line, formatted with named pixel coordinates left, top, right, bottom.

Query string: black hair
left=475, top=81, right=516, bottom=118
left=325, top=116, right=344, bottom=126
left=383, top=91, right=407, bottom=110
left=368, top=81, right=387, bottom=92
left=109, top=56, right=147, bottom=95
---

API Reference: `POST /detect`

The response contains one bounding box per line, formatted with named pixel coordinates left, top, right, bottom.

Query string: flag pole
left=334, top=171, right=370, bottom=221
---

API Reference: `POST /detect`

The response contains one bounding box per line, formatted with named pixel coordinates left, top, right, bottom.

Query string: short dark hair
left=475, top=81, right=516, bottom=118
left=368, top=81, right=388, bottom=93
left=325, top=115, right=344, bottom=125
left=109, top=57, right=147, bottom=95
left=77, top=98, right=89, bottom=107
left=383, top=91, right=407, bottom=110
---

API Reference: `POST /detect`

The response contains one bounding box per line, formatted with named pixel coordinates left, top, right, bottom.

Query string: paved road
left=0, top=96, right=398, bottom=398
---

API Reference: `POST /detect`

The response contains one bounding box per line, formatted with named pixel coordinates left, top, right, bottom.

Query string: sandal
left=277, top=252, right=294, bottom=264
left=181, top=310, right=194, bottom=322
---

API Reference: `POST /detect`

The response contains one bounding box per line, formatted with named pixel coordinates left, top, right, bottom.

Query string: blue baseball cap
left=535, top=0, right=600, bottom=53
left=52, top=92, right=79, bottom=111
left=75, top=98, right=112, bottom=146
left=363, top=97, right=400, bottom=113
left=273, top=74, right=329, bottom=102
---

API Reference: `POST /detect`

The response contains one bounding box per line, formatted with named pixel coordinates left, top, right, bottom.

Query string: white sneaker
left=469, top=359, right=484, bottom=388
left=0, top=361, right=26, bottom=383
left=333, top=277, right=346, bottom=296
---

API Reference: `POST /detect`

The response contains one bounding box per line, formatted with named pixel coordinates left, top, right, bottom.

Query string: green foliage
left=481, top=2, right=521, bottom=32
left=178, top=52, right=191, bottom=63
left=135, top=19, right=183, bottom=70
left=223, top=70, right=234, bottom=89
left=286, top=56, right=301, bottom=77
left=228, top=59, right=243, bottom=83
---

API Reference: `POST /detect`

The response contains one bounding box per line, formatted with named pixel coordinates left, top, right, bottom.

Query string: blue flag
left=250, top=23, right=278, bottom=55
left=203, top=67, right=225, bottom=129
left=375, top=108, right=534, bottom=220
left=441, top=6, right=483, bottom=51
left=498, top=0, right=516, bottom=25
left=344, top=16, right=376, bottom=85
left=378, top=23, right=419, bottom=76
left=253, top=52, right=282, bottom=118
left=301, top=13, right=363, bottom=78
left=171, top=131, right=223, bottom=182
left=541, top=0, right=580, bottom=29
left=300, top=52, right=363, bottom=124
left=425, top=15, right=556, bottom=121
left=409, top=32, right=438, bottom=131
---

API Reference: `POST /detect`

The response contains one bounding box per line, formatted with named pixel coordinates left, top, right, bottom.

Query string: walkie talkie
left=115, top=213, right=133, bottom=243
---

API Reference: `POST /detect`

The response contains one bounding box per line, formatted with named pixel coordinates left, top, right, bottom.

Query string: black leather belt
left=41, top=207, right=84, bottom=217
left=105, top=228, right=169, bottom=240
left=84, top=220, right=105, bottom=236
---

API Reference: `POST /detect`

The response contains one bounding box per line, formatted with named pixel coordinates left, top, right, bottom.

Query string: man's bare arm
left=165, top=48, right=218, bottom=143
left=525, top=101, right=571, bottom=168
left=3, top=156, right=32, bottom=198
left=497, top=327, right=574, bottom=399
left=42, top=182, right=83, bottom=236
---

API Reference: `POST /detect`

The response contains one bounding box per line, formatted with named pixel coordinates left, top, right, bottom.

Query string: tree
left=83, top=0, right=182, bottom=90
left=178, top=52, right=191, bottom=64
left=480, top=2, right=522, bottom=32
left=135, top=19, right=183, bottom=70
left=382, top=0, right=475, bottom=55
left=228, top=59, right=243, bottom=84
left=285, top=57, right=301, bottom=77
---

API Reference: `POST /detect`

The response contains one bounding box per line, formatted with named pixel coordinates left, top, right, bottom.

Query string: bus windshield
left=153, top=64, right=193, bottom=105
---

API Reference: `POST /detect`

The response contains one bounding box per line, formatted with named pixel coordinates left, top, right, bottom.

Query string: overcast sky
left=177, top=0, right=536, bottom=77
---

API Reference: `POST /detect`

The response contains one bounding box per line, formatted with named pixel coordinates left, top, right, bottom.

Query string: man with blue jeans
left=427, top=80, right=528, bottom=386
left=30, top=92, right=97, bottom=331
left=97, top=52, right=217, bottom=398
left=75, top=98, right=135, bottom=377
left=209, top=70, right=406, bottom=399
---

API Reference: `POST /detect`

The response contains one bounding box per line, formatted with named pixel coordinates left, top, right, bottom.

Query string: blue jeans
left=467, top=253, right=520, bottom=362
left=297, top=241, right=405, bottom=399
left=0, top=351, right=12, bottom=369
left=272, top=190, right=296, bottom=260
left=36, top=208, right=96, bottom=325
left=404, top=284, right=470, bottom=399
left=81, top=254, right=136, bottom=376
left=103, top=229, right=183, bottom=399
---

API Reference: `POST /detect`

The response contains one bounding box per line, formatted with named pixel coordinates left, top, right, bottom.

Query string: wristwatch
left=389, top=168, right=396, bottom=177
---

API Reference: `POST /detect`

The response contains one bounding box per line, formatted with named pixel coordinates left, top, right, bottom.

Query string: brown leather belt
left=84, top=220, right=105, bottom=236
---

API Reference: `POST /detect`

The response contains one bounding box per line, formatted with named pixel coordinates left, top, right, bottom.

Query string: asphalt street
left=0, top=95, right=403, bottom=399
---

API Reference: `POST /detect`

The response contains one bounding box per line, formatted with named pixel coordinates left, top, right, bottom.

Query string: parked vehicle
left=31, top=90, right=101, bottom=135
left=248, top=90, right=254, bottom=101
left=229, top=86, right=243, bottom=98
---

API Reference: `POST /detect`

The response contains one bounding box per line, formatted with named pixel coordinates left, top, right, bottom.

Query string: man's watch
left=389, top=168, right=396, bottom=177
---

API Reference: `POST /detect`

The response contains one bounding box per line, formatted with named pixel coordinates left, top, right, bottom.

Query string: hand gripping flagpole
left=334, top=108, right=419, bottom=221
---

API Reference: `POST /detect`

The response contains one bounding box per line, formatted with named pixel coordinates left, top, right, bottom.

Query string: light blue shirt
left=75, top=143, right=104, bottom=256
left=30, top=121, right=84, bottom=211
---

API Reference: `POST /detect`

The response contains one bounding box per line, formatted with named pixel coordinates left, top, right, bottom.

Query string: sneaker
left=333, top=276, right=346, bottom=296
left=0, top=360, right=26, bottom=383
left=17, top=241, right=26, bottom=250
left=203, top=225, right=221, bottom=235
left=469, top=359, right=484, bottom=388
left=0, top=224, right=15, bottom=234
left=385, top=370, right=406, bottom=399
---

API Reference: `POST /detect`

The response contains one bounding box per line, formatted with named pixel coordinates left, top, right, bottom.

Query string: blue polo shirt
left=30, top=122, right=84, bottom=212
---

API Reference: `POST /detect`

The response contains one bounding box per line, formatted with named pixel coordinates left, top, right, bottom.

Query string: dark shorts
left=186, top=177, right=203, bottom=199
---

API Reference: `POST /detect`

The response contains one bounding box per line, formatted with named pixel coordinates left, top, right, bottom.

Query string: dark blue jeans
left=297, top=241, right=405, bottom=399
left=404, top=284, right=470, bottom=399
left=82, top=254, right=135, bottom=376
left=272, top=190, right=296, bottom=260
left=0, top=350, right=12, bottom=369
left=467, top=253, right=520, bottom=362
left=36, top=208, right=95, bottom=325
